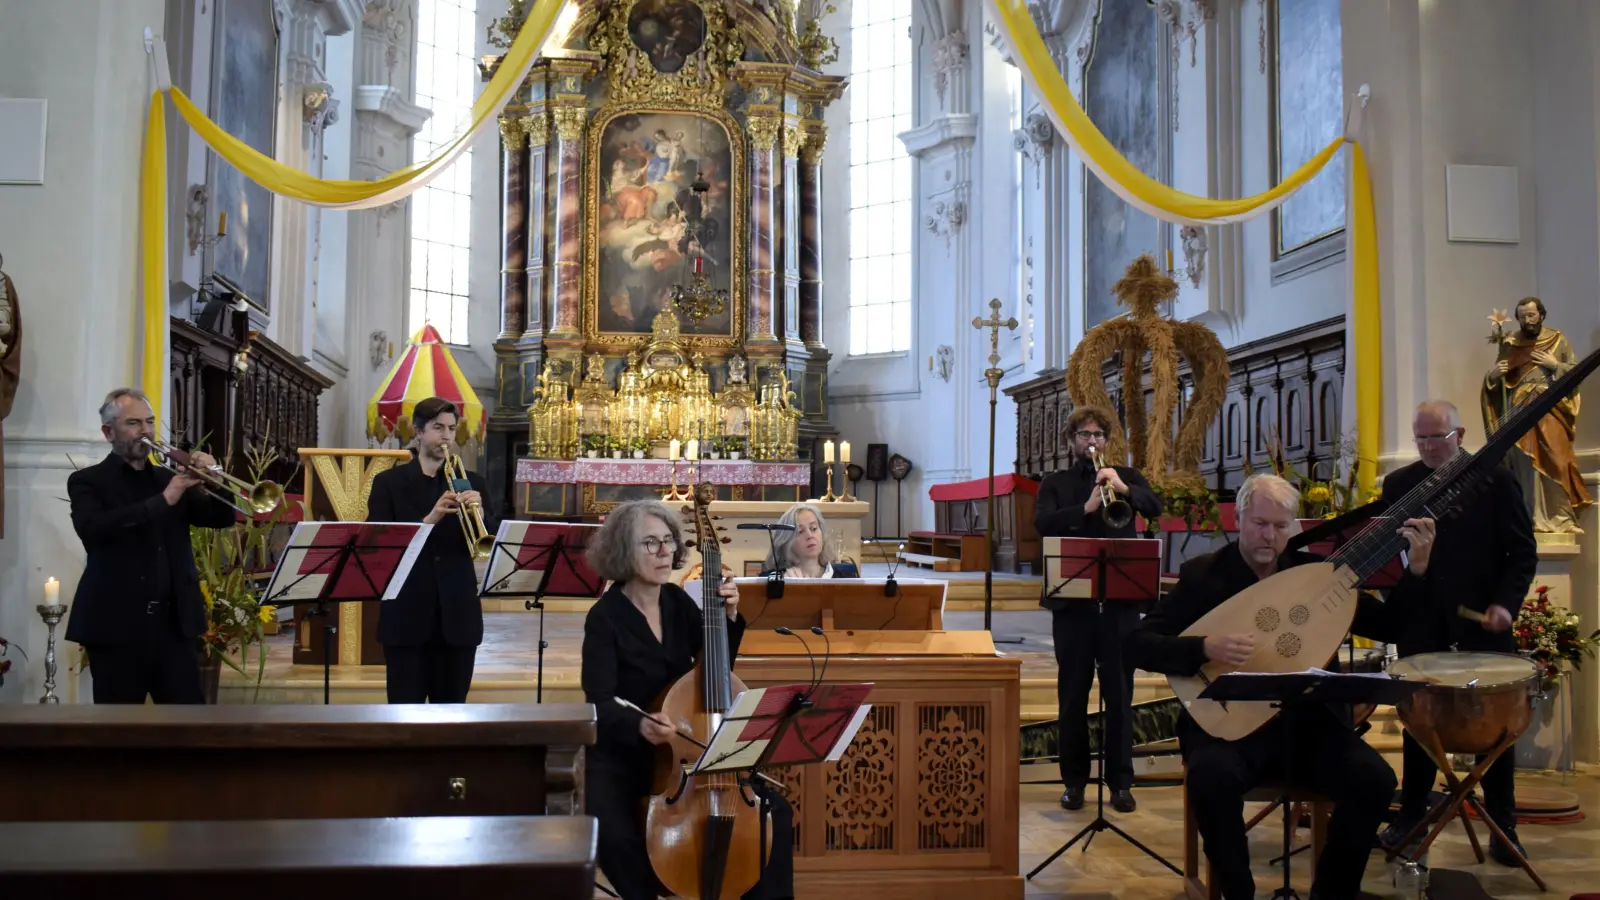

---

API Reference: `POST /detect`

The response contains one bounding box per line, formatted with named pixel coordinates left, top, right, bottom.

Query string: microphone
left=810, top=625, right=831, bottom=688
left=774, top=627, right=819, bottom=698
left=883, top=542, right=904, bottom=597
left=741, top=524, right=794, bottom=599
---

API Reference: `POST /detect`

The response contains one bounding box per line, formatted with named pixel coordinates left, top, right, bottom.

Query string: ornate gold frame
left=581, top=104, right=748, bottom=351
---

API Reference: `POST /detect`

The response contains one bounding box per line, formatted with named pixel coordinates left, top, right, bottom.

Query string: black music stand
left=261, top=521, right=431, bottom=704
left=1200, top=671, right=1425, bottom=900
left=1029, top=537, right=1173, bottom=879
left=479, top=521, right=604, bottom=703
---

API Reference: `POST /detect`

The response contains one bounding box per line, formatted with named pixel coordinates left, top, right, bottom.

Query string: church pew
left=0, top=703, right=594, bottom=822
left=0, top=815, right=597, bottom=899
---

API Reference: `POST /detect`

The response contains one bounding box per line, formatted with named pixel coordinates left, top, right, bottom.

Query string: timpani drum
left=1387, top=651, right=1541, bottom=755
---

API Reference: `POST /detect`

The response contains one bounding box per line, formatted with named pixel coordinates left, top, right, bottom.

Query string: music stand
left=1200, top=671, right=1425, bottom=900
left=1029, top=536, right=1173, bottom=879
left=480, top=521, right=605, bottom=702
left=261, top=521, right=432, bottom=704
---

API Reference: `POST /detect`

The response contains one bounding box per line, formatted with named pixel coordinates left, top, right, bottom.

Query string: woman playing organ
left=761, top=503, right=859, bottom=578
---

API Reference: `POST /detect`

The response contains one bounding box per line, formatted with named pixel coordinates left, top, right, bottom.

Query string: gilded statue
left=1483, top=297, right=1591, bottom=533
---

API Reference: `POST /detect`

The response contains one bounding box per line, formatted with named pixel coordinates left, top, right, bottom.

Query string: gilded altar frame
left=578, top=0, right=753, bottom=352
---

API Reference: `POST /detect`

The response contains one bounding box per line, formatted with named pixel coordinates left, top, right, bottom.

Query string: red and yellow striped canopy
left=367, top=324, right=486, bottom=445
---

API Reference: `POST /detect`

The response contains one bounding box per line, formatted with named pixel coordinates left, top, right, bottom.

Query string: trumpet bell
left=1103, top=498, right=1134, bottom=530
left=471, top=534, right=496, bottom=562
left=247, top=482, right=284, bottom=515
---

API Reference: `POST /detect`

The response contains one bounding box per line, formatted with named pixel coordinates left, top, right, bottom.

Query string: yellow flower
left=200, top=582, right=214, bottom=609
left=1306, top=485, right=1330, bottom=503
left=258, top=605, right=278, bottom=624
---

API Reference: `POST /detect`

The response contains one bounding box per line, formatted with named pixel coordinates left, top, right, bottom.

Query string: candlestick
left=44, top=577, right=59, bottom=606
left=820, top=462, right=838, bottom=502
left=1166, top=248, right=1174, bottom=273
left=35, top=602, right=66, bottom=704
left=823, top=440, right=835, bottom=464
left=840, top=441, right=851, bottom=466
left=217, top=211, right=227, bottom=237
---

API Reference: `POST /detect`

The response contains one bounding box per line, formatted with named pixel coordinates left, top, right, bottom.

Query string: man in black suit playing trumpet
left=1033, top=405, right=1163, bottom=813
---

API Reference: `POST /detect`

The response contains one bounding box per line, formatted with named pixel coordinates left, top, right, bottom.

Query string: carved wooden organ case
left=480, top=0, right=846, bottom=507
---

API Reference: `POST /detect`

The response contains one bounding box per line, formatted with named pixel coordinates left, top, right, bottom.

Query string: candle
left=44, top=577, right=59, bottom=607
left=669, top=439, right=681, bottom=460
left=823, top=440, right=835, bottom=464
left=840, top=441, right=851, bottom=465
left=217, top=211, right=227, bottom=237
left=686, top=439, right=699, bottom=460
left=1166, top=248, right=1174, bottom=272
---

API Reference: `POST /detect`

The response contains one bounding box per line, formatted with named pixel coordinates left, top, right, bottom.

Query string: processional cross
left=971, top=298, right=1017, bottom=633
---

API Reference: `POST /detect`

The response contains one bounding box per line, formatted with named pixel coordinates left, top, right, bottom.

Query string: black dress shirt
left=582, top=582, right=747, bottom=783
left=1034, top=457, right=1163, bottom=539
left=1379, top=458, right=1536, bottom=655
left=366, top=457, right=496, bottom=647
left=65, top=452, right=237, bottom=645
left=1125, top=544, right=1395, bottom=746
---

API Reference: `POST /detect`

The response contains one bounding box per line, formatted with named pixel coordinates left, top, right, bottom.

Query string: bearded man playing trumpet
left=1034, top=405, right=1163, bottom=813
left=368, top=397, right=496, bottom=704
left=66, top=388, right=239, bottom=704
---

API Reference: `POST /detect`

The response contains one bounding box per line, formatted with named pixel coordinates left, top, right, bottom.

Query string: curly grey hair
left=761, top=503, right=837, bottom=573
left=586, top=499, right=688, bottom=583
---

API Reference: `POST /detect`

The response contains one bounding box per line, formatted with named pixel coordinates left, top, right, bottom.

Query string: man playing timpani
left=1377, top=400, right=1537, bottom=866
left=1033, top=405, right=1163, bottom=813
left=1125, top=474, right=1430, bottom=900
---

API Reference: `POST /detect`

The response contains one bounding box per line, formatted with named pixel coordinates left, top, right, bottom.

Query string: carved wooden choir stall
left=478, top=0, right=844, bottom=517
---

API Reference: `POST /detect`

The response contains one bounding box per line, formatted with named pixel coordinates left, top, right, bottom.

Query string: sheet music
left=828, top=704, right=872, bottom=760
left=384, top=523, right=431, bottom=600
left=1222, top=666, right=1392, bottom=680
left=260, top=522, right=431, bottom=603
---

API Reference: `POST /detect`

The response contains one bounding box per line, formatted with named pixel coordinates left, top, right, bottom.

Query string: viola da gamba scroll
left=1168, top=562, right=1362, bottom=741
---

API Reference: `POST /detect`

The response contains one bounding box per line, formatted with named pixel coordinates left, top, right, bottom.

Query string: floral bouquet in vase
left=1514, top=585, right=1600, bottom=693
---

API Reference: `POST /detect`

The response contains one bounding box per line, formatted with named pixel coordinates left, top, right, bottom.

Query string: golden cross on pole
left=971, top=298, right=1017, bottom=634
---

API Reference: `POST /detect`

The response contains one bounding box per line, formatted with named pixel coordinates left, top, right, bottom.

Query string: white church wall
left=0, top=0, right=169, bottom=702
left=459, top=0, right=503, bottom=431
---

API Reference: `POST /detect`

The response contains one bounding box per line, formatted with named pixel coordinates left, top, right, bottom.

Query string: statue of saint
left=1482, top=296, right=1591, bottom=533
left=0, top=266, right=19, bottom=538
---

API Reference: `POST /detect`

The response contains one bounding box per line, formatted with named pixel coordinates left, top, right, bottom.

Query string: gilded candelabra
left=35, top=603, right=66, bottom=704
left=820, top=462, right=838, bottom=502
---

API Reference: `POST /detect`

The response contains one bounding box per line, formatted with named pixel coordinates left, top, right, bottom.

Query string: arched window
left=408, top=0, right=478, bottom=344
left=847, top=0, right=913, bottom=356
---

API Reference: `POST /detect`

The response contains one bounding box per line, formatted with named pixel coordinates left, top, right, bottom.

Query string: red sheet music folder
left=1044, top=537, right=1162, bottom=603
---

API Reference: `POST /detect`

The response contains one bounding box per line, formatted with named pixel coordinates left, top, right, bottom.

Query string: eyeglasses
left=641, top=536, right=678, bottom=555
left=1413, top=433, right=1458, bottom=446
left=1074, top=431, right=1107, bottom=440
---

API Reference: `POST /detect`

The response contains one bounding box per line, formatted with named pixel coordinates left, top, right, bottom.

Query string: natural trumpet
left=443, top=445, right=496, bottom=561
left=139, top=437, right=283, bottom=516
left=1087, top=446, right=1133, bottom=530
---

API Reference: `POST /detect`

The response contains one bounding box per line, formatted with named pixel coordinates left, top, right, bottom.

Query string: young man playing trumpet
left=367, top=397, right=496, bottom=703
left=1033, top=406, right=1163, bottom=813
left=67, top=388, right=238, bottom=704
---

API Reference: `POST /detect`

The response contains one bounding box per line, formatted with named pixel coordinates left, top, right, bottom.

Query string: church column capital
left=552, top=106, right=588, bottom=143
left=800, top=127, right=828, bottom=165
left=500, top=115, right=528, bottom=151
left=747, top=114, right=782, bottom=152
left=521, top=110, right=550, bottom=148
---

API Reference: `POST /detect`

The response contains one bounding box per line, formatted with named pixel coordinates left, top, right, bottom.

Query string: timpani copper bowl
left=1387, top=650, right=1541, bottom=755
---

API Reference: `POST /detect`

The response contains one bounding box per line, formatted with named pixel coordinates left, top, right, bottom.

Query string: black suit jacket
left=1035, top=458, right=1163, bottom=610
left=65, top=452, right=237, bottom=645
left=1379, top=458, right=1536, bottom=655
left=366, top=458, right=496, bottom=648
left=582, top=582, right=747, bottom=784
left=1125, top=543, right=1394, bottom=748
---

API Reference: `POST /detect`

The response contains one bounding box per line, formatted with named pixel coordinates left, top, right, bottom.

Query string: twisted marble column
left=798, top=129, right=826, bottom=347
left=522, top=110, right=550, bottom=339
left=549, top=106, right=588, bottom=338
left=746, top=113, right=781, bottom=345
left=498, top=116, right=529, bottom=340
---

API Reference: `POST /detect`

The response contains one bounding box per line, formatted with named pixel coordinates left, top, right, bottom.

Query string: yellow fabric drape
left=140, top=90, right=166, bottom=429
left=140, top=0, right=569, bottom=417
left=990, top=0, right=1381, bottom=494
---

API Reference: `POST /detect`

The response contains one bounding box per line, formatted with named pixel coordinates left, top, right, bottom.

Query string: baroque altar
left=480, top=0, right=847, bottom=517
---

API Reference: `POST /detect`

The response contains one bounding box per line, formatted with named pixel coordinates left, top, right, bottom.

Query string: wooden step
left=898, top=551, right=962, bottom=571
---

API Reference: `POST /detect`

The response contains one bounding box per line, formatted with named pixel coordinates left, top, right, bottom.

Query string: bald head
left=1414, top=400, right=1459, bottom=430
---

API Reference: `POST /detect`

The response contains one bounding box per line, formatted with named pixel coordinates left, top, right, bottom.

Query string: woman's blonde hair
left=762, top=503, right=836, bottom=573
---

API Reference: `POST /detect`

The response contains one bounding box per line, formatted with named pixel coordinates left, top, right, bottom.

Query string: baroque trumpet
left=443, top=445, right=495, bottom=561
left=1087, top=446, right=1133, bottom=530
left=139, top=437, right=283, bottom=516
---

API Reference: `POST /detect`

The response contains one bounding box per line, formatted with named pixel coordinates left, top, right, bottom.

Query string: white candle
left=669, top=439, right=681, bottom=460
left=840, top=441, right=851, bottom=465
left=686, top=439, right=699, bottom=460
left=823, top=440, right=835, bottom=464
left=44, top=577, right=59, bottom=607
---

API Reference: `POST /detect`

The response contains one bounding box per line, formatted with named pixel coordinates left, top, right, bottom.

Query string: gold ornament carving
left=800, top=129, right=828, bottom=165
left=589, top=0, right=746, bottom=113
left=520, top=110, right=550, bottom=148
left=553, top=106, right=588, bottom=143
left=499, top=116, right=528, bottom=151
left=917, top=705, right=988, bottom=851
left=309, top=454, right=402, bottom=521
left=825, top=704, right=897, bottom=852
left=781, top=123, right=804, bottom=159
left=747, top=114, right=782, bottom=152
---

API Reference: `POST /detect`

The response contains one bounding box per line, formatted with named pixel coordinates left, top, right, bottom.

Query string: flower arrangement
left=1151, top=469, right=1223, bottom=546
left=190, top=441, right=304, bottom=696
left=1249, top=430, right=1379, bottom=519
left=1514, top=585, right=1600, bottom=692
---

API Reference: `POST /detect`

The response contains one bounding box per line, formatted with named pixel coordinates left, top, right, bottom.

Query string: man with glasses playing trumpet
left=368, top=397, right=497, bottom=704
left=66, top=388, right=240, bottom=704
left=1034, top=405, right=1163, bottom=813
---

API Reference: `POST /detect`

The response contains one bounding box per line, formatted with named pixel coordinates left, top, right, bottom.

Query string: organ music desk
left=734, top=579, right=1024, bottom=900
left=0, top=703, right=594, bottom=822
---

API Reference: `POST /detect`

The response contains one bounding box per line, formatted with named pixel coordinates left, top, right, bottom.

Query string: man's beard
left=1521, top=321, right=1542, bottom=340
left=111, top=435, right=145, bottom=461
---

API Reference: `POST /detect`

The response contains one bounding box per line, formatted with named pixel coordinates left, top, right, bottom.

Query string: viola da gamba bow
left=1171, top=341, right=1600, bottom=741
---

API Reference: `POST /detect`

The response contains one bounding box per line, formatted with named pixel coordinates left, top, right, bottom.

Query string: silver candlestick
left=35, top=604, right=66, bottom=704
